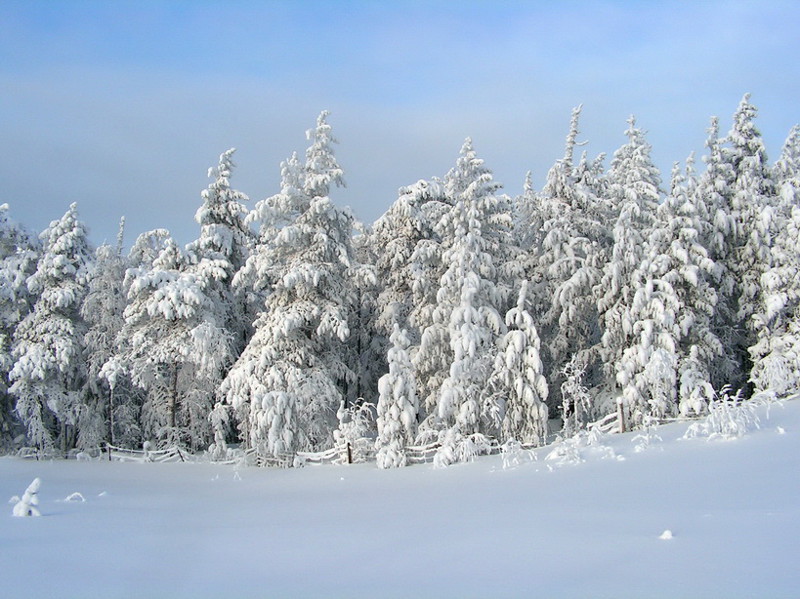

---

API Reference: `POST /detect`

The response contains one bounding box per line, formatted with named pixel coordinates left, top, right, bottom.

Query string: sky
left=1, top=0, right=798, bottom=247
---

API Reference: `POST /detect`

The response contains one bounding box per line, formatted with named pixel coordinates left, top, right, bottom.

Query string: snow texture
left=1, top=398, right=798, bottom=597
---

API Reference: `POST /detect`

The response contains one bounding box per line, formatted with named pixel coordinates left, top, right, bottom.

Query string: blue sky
left=1, top=0, right=798, bottom=246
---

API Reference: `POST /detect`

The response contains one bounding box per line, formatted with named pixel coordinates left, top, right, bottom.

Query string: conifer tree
left=491, top=282, right=549, bottom=445
left=0, top=204, right=39, bottom=448
left=9, top=203, right=93, bottom=453
left=185, top=149, right=252, bottom=450
left=596, top=117, right=661, bottom=411
left=118, top=236, right=228, bottom=450
left=222, top=111, right=367, bottom=459
left=534, top=107, right=606, bottom=412
left=748, top=205, right=800, bottom=395
left=652, top=164, right=722, bottom=415
left=415, top=140, right=505, bottom=465
left=80, top=219, right=140, bottom=449
left=375, top=325, right=419, bottom=468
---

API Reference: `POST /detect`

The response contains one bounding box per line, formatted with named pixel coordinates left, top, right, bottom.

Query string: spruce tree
left=9, top=203, right=93, bottom=453
left=375, top=325, right=419, bottom=468
left=0, top=204, right=39, bottom=448
left=222, top=111, right=366, bottom=459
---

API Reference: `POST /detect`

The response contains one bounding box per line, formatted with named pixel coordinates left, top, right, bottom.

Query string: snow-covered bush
left=632, top=415, right=663, bottom=452
left=500, top=438, right=536, bottom=470
left=683, top=388, right=774, bottom=440
left=334, top=399, right=376, bottom=464
left=12, top=477, right=41, bottom=517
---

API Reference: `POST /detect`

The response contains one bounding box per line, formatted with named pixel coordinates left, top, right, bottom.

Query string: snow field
left=3, top=398, right=799, bottom=598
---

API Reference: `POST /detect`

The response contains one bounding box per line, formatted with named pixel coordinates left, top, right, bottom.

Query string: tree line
left=1, top=96, right=798, bottom=467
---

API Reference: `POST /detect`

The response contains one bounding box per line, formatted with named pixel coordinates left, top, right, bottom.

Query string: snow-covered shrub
left=560, top=354, right=593, bottom=435
left=683, top=388, right=774, bottom=440
left=334, top=400, right=376, bottom=463
left=432, top=430, right=493, bottom=469
left=632, top=415, right=663, bottom=452
left=500, top=438, right=536, bottom=470
left=12, top=477, right=41, bottom=517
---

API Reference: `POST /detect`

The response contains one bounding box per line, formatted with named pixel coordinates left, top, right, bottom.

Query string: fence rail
left=105, top=444, right=188, bottom=463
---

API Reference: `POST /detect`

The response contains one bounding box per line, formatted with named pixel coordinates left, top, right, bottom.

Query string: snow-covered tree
left=414, top=139, right=506, bottom=430
left=9, top=203, right=93, bottom=453
left=421, top=140, right=506, bottom=465
left=490, top=282, right=549, bottom=445
left=596, top=116, right=662, bottom=410
left=80, top=219, right=141, bottom=449
left=533, top=107, right=607, bottom=412
left=647, top=164, right=720, bottom=415
left=0, top=204, right=39, bottom=448
left=118, top=235, right=230, bottom=450
left=375, top=325, right=419, bottom=468
left=749, top=205, right=800, bottom=395
left=615, top=277, right=681, bottom=423
left=184, top=149, right=252, bottom=449
left=724, top=95, right=777, bottom=360
left=222, top=111, right=368, bottom=460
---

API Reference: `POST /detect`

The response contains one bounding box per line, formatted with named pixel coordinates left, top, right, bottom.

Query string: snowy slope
left=3, top=398, right=799, bottom=599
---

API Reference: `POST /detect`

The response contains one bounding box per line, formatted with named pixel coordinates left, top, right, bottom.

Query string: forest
left=1, top=94, right=798, bottom=468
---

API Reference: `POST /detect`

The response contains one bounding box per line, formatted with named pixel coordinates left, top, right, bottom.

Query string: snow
left=3, top=398, right=800, bottom=598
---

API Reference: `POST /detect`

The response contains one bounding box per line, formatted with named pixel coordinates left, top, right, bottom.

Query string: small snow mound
left=659, top=530, right=674, bottom=540
left=98, top=491, right=108, bottom=497
left=64, top=492, right=85, bottom=503
left=777, top=427, right=786, bottom=435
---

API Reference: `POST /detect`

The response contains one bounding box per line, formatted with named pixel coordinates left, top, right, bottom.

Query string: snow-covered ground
left=3, top=399, right=799, bottom=599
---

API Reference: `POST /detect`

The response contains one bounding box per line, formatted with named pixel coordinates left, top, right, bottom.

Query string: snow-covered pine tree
left=187, top=147, right=253, bottom=342
left=414, top=139, right=508, bottom=434
left=185, top=148, right=252, bottom=451
left=375, top=325, right=419, bottom=468
left=80, top=219, right=141, bottom=449
left=692, top=116, right=740, bottom=390
left=618, top=162, right=720, bottom=423
left=533, top=106, right=607, bottom=413
left=118, top=235, right=228, bottom=450
left=222, top=111, right=368, bottom=460
left=775, top=124, right=800, bottom=210
left=420, top=139, right=505, bottom=465
left=0, top=204, right=40, bottom=449
left=595, top=116, right=662, bottom=414
left=749, top=204, right=800, bottom=395
left=490, top=282, right=549, bottom=445
left=723, top=95, right=777, bottom=389
left=9, top=203, right=93, bottom=454
left=651, top=163, right=722, bottom=416
left=615, top=276, right=681, bottom=424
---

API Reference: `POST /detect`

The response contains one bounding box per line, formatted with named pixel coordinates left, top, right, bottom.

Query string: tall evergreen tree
left=375, top=325, right=419, bottom=468
left=9, top=203, right=93, bottom=453
left=0, top=204, right=39, bottom=448
left=80, top=219, right=140, bottom=449
left=118, top=235, right=229, bottom=450
left=595, top=117, right=661, bottom=411
left=749, top=205, right=800, bottom=395
left=222, top=111, right=367, bottom=459
left=490, top=282, right=549, bottom=445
